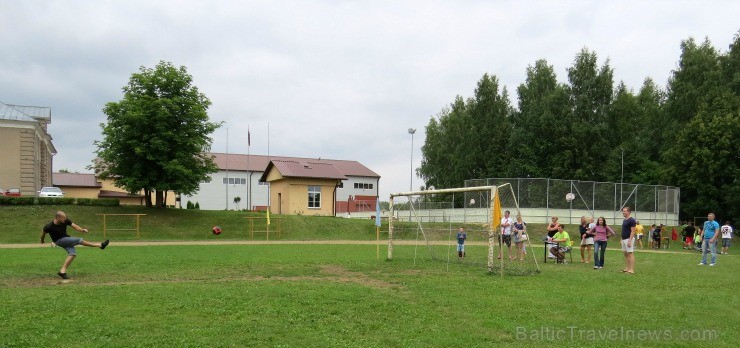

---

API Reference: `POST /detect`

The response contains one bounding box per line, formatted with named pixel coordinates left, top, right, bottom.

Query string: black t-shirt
left=579, top=224, right=589, bottom=238
left=622, top=217, right=636, bottom=239
left=43, top=219, right=73, bottom=242
left=684, top=225, right=695, bottom=237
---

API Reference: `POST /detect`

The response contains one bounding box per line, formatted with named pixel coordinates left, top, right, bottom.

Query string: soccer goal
left=387, top=184, right=540, bottom=276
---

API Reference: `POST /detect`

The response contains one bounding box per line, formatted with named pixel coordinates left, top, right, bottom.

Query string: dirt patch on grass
left=2, top=265, right=398, bottom=290
left=316, top=265, right=396, bottom=289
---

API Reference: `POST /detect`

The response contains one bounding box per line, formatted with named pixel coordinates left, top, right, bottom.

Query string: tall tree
left=94, top=61, right=220, bottom=207
left=663, top=92, right=739, bottom=220
left=419, top=74, right=512, bottom=190
left=468, top=74, right=512, bottom=178
left=510, top=59, right=570, bottom=178
left=566, top=48, right=614, bottom=180
left=664, top=37, right=723, bottom=144
left=418, top=97, right=471, bottom=190
left=664, top=33, right=740, bottom=221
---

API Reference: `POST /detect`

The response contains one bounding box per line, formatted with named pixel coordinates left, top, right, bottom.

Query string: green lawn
left=0, top=243, right=737, bottom=347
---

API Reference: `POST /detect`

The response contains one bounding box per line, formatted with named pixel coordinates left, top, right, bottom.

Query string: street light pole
left=408, top=128, right=416, bottom=192
left=620, top=148, right=624, bottom=209
left=408, top=128, right=416, bottom=221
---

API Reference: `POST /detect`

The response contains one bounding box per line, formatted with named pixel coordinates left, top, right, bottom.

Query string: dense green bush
left=37, top=197, right=75, bottom=205
left=0, top=197, right=36, bottom=205
left=77, top=198, right=120, bottom=206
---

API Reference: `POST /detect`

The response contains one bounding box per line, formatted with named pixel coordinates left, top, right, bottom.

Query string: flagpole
left=247, top=125, right=251, bottom=211
left=266, top=122, right=271, bottom=232
left=225, top=126, right=229, bottom=210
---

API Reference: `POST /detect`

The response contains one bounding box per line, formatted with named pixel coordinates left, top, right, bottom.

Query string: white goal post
left=387, top=184, right=539, bottom=274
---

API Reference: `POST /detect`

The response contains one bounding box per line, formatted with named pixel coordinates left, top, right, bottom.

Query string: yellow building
left=259, top=160, right=347, bottom=216
left=53, top=172, right=176, bottom=206
left=0, top=102, right=56, bottom=195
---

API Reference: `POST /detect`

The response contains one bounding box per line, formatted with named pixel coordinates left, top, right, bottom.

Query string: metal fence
left=464, top=178, right=680, bottom=226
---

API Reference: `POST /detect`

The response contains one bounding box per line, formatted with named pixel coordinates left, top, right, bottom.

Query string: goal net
left=387, top=184, right=540, bottom=276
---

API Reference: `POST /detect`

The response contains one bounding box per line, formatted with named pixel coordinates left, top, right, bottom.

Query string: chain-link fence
left=465, top=178, right=680, bottom=226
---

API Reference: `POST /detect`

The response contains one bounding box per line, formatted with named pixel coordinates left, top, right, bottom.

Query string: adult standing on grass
left=698, top=213, right=720, bottom=266
left=499, top=210, right=513, bottom=260
left=720, top=221, right=733, bottom=255
left=545, top=216, right=561, bottom=259
left=620, top=207, right=636, bottom=274
left=578, top=216, right=594, bottom=263
left=512, top=215, right=527, bottom=261
left=635, top=220, right=644, bottom=248
left=589, top=217, right=615, bottom=269
left=546, top=216, right=561, bottom=238
left=41, top=211, right=109, bottom=279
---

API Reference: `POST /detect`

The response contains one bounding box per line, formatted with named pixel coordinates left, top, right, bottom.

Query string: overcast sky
left=1, top=0, right=738, bottom=199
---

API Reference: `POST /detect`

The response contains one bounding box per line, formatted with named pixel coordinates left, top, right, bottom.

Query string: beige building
left=53, top=172, right=176, bottom=206
left=0, top=102, right=56, bottom=195
left=259, top=160, right=347, bottom=216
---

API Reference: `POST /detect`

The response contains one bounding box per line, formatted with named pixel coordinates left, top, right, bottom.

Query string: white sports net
left=388, top=184, right=540, bottom=275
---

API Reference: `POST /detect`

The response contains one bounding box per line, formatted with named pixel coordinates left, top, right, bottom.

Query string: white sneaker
left=698, top=263, right=705, bottom=266
left=709, top=263, right=715, bottom=266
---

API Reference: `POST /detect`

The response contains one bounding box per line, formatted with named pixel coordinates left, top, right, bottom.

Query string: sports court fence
left=464, top=178, right=679, bottom=226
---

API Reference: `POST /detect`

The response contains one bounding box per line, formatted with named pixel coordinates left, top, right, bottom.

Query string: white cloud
left=1, top=0, right=738, bottom=199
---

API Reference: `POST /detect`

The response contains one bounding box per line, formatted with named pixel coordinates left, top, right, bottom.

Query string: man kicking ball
left=40, top=211, right=109, bottom=279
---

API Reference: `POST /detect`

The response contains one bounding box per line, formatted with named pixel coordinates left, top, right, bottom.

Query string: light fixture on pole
left=408, top=128, right=416, bottom=192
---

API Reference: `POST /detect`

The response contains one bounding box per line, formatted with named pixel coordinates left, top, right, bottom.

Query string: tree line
left=418, top=31, right=739, bottom=222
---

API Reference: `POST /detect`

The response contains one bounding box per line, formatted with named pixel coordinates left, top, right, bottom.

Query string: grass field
left=1, top=206, right=736, bottom=346
left=1, top=241, right=737, bottom=347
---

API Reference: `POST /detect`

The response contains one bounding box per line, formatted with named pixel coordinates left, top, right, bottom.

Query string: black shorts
left=500, top=234, right=512, bottom=247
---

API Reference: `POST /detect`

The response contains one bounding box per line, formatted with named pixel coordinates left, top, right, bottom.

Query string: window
left=258, top=181, right=269, bottom=186
left=201, top=177, right=211, bottom=184
left=308, top=185, right=321, bottom=208
left=338, top=181, right=343, bottom=188
left=222, top=178, right=247, bottom=185
left=353, top=183, right=374, bottom=190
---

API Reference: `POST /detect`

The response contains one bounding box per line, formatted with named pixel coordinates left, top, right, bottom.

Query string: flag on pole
left=375, top=199, right=381, bottom=227
left=493, top=190, right=502, bottom=230
left=266, top=207, right=271, bottom=225
left=248, top=127, right=251, bottom=146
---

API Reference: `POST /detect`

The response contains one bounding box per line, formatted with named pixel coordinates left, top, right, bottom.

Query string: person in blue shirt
left=457, top=227, right=467, bottom=259
left=699, top=213, right=720, bottom=266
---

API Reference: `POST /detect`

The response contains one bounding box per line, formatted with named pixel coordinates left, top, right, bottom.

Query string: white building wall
left=183, top=171, right=379, bottom=211
left=182, top=170, right=270, bottom=210
left=337, top=176, right=379, bottom=199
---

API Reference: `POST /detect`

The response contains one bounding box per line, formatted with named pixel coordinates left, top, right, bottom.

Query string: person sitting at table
left=549, top=225, right=572, bottom=262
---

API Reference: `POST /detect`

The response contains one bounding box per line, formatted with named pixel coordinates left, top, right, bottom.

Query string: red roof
left=259, top=160, right=347, bottom=182
left=210, top=153, right=379, bottom=178
left=53, top=173, right=102, bottom=187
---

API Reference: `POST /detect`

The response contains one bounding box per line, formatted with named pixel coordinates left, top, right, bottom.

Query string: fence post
left=546, top=178, right=550, bottom=223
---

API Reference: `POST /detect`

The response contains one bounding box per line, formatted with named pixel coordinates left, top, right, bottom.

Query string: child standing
left=457, top=227, right=467, bottom=259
